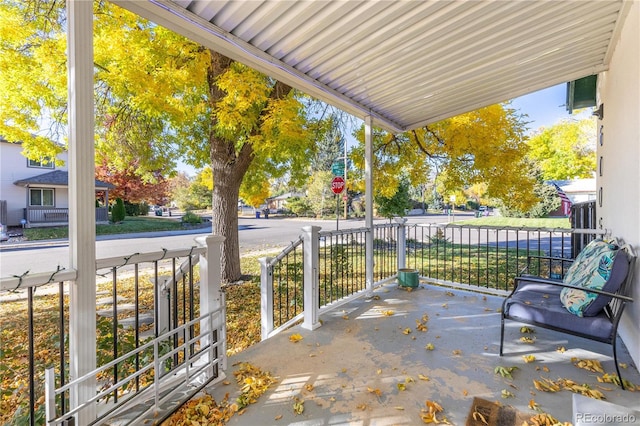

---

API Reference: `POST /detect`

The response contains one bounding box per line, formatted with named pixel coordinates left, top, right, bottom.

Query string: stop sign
left=331, top=176, right=345, bottom=194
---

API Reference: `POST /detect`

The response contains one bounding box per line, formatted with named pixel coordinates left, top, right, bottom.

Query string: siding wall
left=597, top=2, right=640, bottom=367
left=0, top=141, right=68, bottom=226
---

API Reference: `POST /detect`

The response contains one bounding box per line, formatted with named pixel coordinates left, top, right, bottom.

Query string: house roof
left=551, top=179, right=597, bottom=194
left=112, top=0, right=631, bottom=132
left=13, top=170, right=115, bottom=190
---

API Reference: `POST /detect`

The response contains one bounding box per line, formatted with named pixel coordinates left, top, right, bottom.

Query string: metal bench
left=500, top=240, right=636, bottom=389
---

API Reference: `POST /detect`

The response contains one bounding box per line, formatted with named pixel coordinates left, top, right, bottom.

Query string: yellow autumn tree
left=350, top=104, right=538, bottom=212
left=1, top=1, right=314, bottom=281
left=527, top=118, right=596, bottom=180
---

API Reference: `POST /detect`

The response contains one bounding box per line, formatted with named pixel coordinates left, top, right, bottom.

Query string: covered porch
left=129, top=282, right=640, bottom=425
left=4, top=0, right=637, bottom=424
left=13, top=170, right=113, bottom=226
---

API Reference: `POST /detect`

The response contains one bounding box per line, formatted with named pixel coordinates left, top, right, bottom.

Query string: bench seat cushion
left=504, top=282, right=614, bottom=341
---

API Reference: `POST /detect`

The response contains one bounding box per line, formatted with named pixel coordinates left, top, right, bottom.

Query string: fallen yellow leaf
left=501, top=389, right=515, bottom=398
left=367, top=387, right=382, bottom=397
left=289, top=333, right=303, bottom=343
left=293, top=398, right=304, bottom=415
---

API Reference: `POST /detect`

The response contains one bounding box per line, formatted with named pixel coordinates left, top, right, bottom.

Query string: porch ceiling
left=112, top=0, right=630, bottom=133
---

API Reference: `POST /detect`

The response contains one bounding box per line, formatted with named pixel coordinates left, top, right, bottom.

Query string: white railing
left=0, top=234, right=225, bottom=426
left=260, top=224, right=400, bottom=339
left=259, top=222, right=608, bottom=339
left=45, top=303, right=226, bottom=425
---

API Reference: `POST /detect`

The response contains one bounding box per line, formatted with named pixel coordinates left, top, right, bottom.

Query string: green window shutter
left=566, top=75, right=597, bottom=113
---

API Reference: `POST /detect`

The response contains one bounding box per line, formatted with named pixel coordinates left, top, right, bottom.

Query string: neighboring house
left=0, top=139, right=114, bottom=227
left=552, top=179, right=597, bottom=204
left=546, top=180, right=596, bottom=218
left=266, top=192, right=305, bottom=212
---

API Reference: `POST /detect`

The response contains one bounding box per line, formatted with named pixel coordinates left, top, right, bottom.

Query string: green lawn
left=23, top=216, right=189, bottom=240
left=456, top=216, right=571, bottom=229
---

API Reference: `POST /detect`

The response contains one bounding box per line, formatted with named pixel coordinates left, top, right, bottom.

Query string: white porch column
left=195, top=235, right=225, bottom=373
left=364, top=115, right=374, bottom=295
left=302, top=225, right=321, bottom=330
left=259, top=257, right=274, bottom=340
left=395, top=217, right=408, bottom=270
left=67, top=1, right=96, bottom=423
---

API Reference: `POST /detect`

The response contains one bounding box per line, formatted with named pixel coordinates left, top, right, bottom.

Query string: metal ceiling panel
left=111, top=0, right=631, bottom=132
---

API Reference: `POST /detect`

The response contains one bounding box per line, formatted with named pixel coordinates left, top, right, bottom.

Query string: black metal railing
left=318, top=228, right=368, bottom=308
left=268, top=237, right=304, bottom=331
left=0, top=269, right=75, bottom=426
left=0, top=246, right=219, bottom=425
left=372, top=223, right=399, bottom=283
left=405, top=224, right=604, bottom=291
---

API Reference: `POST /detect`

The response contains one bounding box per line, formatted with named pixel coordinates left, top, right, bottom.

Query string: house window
left=28, top=158, right=54, bottom=169
left=30, top=188, right=55, bottom=206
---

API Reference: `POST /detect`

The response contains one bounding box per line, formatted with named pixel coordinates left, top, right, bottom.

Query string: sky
left=510, top=83, right=589, bottom=133
left=178, top=83, right=588, bottom=176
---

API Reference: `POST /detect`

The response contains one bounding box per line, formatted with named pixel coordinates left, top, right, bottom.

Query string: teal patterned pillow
left=560, top=239, right=619, bottom=317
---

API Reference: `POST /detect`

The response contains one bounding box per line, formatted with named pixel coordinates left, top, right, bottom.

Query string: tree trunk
left=210, top=165, right=243, bottom=282
left=206, top=49, right=292, bottom=282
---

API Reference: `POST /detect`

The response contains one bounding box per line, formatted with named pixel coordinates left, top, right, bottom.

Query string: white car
left=0, top=224, right=8, bottom=242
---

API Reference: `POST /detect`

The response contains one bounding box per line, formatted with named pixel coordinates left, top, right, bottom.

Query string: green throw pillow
left=559, top=239, right=619, bottom=317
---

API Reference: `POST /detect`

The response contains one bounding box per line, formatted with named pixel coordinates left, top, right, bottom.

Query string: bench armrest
left=513, top=276, right=634, bottom=303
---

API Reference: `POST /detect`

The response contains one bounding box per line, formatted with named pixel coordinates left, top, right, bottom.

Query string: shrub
left=124, top=201, right=149, bottom=216
left=182, top=211, right=202, bottom=224
left=111, top=198, right=126, bottom=223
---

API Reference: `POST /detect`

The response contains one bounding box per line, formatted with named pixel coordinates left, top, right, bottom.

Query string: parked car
left=0, top=224, right=8, bottom=242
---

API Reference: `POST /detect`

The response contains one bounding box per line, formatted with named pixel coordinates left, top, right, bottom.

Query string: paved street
left=0, top=214, right=464, bottom=277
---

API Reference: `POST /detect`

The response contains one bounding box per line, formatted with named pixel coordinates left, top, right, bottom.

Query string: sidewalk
left=0, top=224, right=213, bottom=251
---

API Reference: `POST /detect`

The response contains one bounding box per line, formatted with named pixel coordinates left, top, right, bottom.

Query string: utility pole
left=343, top=139, right=348, bottom=220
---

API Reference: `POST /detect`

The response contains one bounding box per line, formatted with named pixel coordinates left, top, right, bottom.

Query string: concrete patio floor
left=203, top=282, right=640, bottom=426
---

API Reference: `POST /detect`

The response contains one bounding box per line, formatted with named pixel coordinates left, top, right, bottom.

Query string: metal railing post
left=302, top=226, right=321, bottom=330
left=259, top=257, right=274, bottom=340
left=195, top=234, right=225, bottom=377
left=395, top=218, right=408, bottom=270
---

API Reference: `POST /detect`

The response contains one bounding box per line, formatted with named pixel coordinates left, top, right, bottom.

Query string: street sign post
left=331, top=161, right=344, bottom=177
left=331, top=176, right=345, bottom=229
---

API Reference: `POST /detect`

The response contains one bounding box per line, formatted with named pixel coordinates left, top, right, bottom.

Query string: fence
left=22, top=207, right=110, bottom=224
left=571, top=200, right=597, bottom=255
left=260, top=221, right=606, bottom=339
left=0, top=236, right=225, bottom=426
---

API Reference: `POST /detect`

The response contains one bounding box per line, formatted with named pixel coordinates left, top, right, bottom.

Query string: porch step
left=97, top=304, right=136, bottom=316
left=118, top=314, right=154, bottom=329
left=96, top=295, right=127, bottom=306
